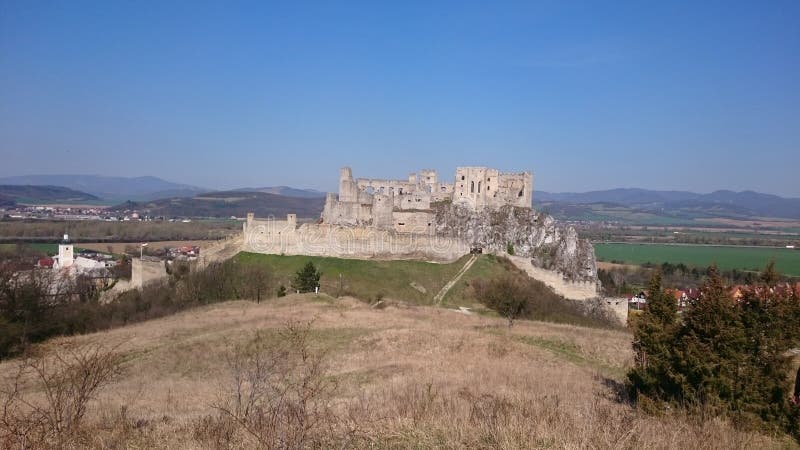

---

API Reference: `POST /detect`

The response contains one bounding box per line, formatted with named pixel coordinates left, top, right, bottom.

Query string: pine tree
left=291, top=262, right=322, bottom=294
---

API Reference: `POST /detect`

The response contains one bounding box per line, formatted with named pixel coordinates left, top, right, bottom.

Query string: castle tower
left=338, top=166, right=358, bottom=202
left=58, top=233, right=74, bottom=268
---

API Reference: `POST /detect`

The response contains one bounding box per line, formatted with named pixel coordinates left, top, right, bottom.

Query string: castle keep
left=322, top=166, right=533, bottom=234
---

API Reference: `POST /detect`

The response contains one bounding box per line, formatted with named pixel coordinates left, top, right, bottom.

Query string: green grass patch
left=594, top=243, right=800, bottom=276
left=0, top=243, right=60, bottom=254
left=235, top=253, right=514, bottom=306
left=504, top=333, right=625, bottom=379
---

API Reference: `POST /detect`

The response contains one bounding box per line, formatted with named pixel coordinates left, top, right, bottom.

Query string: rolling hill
left=0, top=185, right=100, bottom=205
left=110, top=190, right=325, bottom=218
left=233, top=185, right=327, bottom=198
left=0, top=175, right=207, bottom=202
left=536, top=188, right=800, bottom=221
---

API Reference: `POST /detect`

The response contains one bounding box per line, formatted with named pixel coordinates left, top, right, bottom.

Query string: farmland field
left=594, top=243, right=800, bottom=276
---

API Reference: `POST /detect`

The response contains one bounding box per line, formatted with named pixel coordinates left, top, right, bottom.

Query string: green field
left=234, top=252, right=512, bottom=307
left=594, top=243, right=800, bottom=276
left=0, top=243, right=59, bottom=255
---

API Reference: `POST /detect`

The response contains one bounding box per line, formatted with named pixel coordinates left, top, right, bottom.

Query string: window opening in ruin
left=488, top=178, right=491, bottom=182
left=471, top=181, right=475, bottom=193
left=398, top=222, right=405, bottom=226
left=487, top=185, right=490, bottom=191
left=461, top=175, right=465, bottom=180
left=795, top=367, right=800, bottom=400
left=518, top=189, right=523, bottom=197
left=478, top=181, right=481, bottom=193
left=441, top=186, right=446, bottom=192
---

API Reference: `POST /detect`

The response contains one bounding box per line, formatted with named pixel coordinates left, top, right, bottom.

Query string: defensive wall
left=243, top=214, right=468, bottom=262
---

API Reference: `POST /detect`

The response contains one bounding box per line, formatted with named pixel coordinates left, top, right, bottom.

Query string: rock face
left=432, top=202, right=597, bottom=282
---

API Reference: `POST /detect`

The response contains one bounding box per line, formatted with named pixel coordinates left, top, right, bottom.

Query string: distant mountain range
left=3, top=174, right=799, bottom=222
left=0, top=175, right=207, bottom=202
left=535, top=188, right=800, bottom=221
left=110, top=190, right=325, bottom=219
left=0, top=185, right=101, bottom=206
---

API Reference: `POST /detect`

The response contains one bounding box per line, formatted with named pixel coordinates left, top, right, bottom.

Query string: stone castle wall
left=243, top=217, right=468, bottom=262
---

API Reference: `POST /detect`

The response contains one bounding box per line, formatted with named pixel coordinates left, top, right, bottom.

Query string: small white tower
left=58, top=233, right=74, bottom=269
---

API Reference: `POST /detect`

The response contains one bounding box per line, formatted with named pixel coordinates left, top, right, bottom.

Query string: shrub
left=472, top=271, right=618, bottom=329
left=0, top=342, right=123, bottom=448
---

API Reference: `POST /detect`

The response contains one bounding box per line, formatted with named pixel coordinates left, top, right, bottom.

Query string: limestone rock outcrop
left=432, top=202, right=597, bottom=282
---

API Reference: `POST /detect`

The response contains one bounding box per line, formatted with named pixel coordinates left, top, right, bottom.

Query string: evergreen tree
left=628, top=271, right=679, bottom=399
left=291, top=262, right=322, bottom=294
left=673, top=266, right=746, bottom=409
left=760, top=259, right=780, bottom=285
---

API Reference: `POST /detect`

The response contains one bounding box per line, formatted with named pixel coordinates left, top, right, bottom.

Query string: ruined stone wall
left=322, top=193, right=373, bottom=226
left=243, top=223, right=468, bottom=262
left=372, top=194, right=394, bottom=230
left=396, top=192, right=431, bottom=210
left=393, top=211, right=435, bottom=235
left=131, top=257, right=168, bottom=289
left=241, top=213, right=302, bottom=254
left=452, top=167, right=533, bottom=210
left=338, top=167, right=360, bottom=203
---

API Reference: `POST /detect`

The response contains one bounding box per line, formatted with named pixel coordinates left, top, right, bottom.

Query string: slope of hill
left=0, top=175, right=207, bottom=202
left=110, top=190, right=325, bottom=218
left=0, top=185, right=100, bottom=205
left=536, top=188, right=800, bottom=221
left=233, top=185, right=328, bottom=198
left=0, top=296, right=785, bottom=448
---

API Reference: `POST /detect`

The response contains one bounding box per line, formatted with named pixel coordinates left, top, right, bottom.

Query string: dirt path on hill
left=434, top=254, right=478, bottom=304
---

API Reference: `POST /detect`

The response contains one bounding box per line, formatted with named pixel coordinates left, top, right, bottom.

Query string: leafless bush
left=0, top=342, right=123, bottom=448
left=204, top=321, right=348, bottom=449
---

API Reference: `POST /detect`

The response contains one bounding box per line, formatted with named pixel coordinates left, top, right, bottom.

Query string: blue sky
left=1, top=1, right=799, bottom=195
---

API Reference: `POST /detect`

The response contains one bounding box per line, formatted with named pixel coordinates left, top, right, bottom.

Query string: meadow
left=594, top=243, right=800, bottom=276
left=234, top=252, right=510, bottom=307
left=2, top=296, right=792, bottom=448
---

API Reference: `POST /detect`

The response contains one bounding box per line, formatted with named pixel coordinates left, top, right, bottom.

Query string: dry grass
left=0, top=294, right=795, bottom=449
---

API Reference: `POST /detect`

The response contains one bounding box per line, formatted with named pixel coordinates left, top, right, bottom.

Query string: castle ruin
left=241, top=165, right=597, bottom=297
left=322, top=166, right=533, bottom=233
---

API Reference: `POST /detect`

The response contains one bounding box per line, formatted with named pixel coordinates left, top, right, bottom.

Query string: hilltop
left=0, top=175, right=207, bottom=202
left=0, top=184, right=100, bottom=205
left=536, top=188, right=800, bottom=223
left=1, top=295, right=789, bottom=449
left=110, top=190, right=325, bottom=219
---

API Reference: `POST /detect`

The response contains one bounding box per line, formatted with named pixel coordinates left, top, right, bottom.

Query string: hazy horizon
left=2, top=2, right=799, bottom=196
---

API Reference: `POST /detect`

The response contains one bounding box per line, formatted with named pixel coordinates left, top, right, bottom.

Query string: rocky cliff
left=432, top=202, right=597, bottom=282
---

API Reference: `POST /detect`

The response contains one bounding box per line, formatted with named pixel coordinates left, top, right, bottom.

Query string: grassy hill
left=235, top=252, right=511, bottom=307
left=0, top=184, right=100, bottom=205
left=0, top=296, right=790, bottom=448
left=111, top=190, right=325, bottom=219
